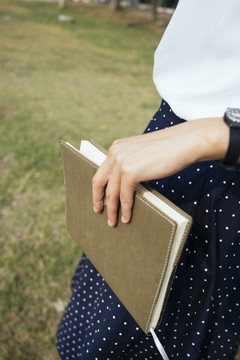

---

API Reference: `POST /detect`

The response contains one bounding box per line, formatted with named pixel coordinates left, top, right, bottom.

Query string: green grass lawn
left=0, top=1, right=164, bottom=358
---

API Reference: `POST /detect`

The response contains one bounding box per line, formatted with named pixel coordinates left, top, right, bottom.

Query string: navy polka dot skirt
left=57, top=101, right=240, bottom=360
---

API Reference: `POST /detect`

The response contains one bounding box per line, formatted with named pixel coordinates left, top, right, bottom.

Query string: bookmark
left=150, top=328, right=170, bottom=360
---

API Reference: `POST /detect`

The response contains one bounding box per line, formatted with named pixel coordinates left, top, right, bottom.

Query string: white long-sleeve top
left=153, top=0, right=240, bottom=120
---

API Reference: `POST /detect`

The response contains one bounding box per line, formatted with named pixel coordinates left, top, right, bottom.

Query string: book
left=60, top=139, right=192, bottom=335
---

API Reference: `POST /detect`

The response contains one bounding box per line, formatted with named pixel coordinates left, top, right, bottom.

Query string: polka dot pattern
left=57, top=101, right=240, bottom=359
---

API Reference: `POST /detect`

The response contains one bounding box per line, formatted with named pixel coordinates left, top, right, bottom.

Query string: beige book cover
left=60, top=140, right=192, bottom=335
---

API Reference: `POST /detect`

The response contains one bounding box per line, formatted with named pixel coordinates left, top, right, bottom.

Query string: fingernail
left=93, top=206, right=97, bottom=213
left=121, top=216, right=128, bottom=223
left=108, top=219, right=113, bottom=227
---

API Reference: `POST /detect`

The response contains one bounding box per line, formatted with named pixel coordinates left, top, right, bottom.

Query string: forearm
left=180, top=116, right=240, bottom=164
left=143, top=115, right=239, bottom=164
left=179, top=116, right=229, bottom=163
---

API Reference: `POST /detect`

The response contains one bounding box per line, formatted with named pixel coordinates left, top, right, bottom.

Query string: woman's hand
left=92, top=117, right=228, bottom=227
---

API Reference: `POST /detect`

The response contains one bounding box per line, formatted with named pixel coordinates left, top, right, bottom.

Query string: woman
left=57, top=0, right=240, bottom=358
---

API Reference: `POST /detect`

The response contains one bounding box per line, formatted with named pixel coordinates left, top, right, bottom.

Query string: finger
left=105, top=173, right=121, bottom=227
left=92, top=165, right=109, bottom=213
left=120, top=174, right=136, bottom=224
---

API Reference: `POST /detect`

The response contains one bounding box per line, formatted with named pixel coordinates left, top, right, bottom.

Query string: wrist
left=191, top=117, right=229, bottom=163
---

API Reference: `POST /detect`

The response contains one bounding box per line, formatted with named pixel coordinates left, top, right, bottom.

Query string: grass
left=0, top=1, right=164, bottom=358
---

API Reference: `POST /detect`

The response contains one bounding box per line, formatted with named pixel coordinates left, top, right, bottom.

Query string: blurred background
left=0, top=0, right=239, bottom=359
